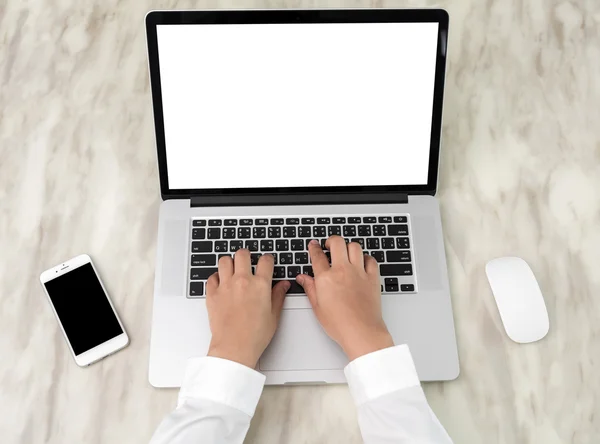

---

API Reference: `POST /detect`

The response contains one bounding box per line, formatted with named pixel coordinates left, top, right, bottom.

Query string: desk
left=1, top=1, right=599, bottom=443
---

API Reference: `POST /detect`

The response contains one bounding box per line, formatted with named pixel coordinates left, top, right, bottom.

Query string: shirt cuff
left=344, top=344, right=420, bottom=406
left=178, top=356, right=266, bottom=417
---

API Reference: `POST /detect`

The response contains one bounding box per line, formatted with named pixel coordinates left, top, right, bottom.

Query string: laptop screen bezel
left=146, top=9, right=449, bottom=200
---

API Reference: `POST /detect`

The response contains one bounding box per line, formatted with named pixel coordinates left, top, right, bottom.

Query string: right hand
left=296, top=237, right=394, bottom=361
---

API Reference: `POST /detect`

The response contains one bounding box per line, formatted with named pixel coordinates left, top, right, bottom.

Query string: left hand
left=205, top=250, right=290, bottom=368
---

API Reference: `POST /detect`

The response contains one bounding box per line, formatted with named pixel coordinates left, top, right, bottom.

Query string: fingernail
left=309, top=240, right=319, bottom=246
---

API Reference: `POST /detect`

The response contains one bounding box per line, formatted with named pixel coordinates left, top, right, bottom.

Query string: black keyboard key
left=268, top=227, right=281, bottom=238
left=279, top=253, right=293, bottom=264
left=344, top=238, right=349, bottom=244
left=218, top=254, right=232, bottom=260
left=298, top=226, right=311, bottom=238
left=270, top=218, right=284, bottom=225
left=193, top=220, right=207, bottom=227
left=343, top=225, right=356, bottom=237
left=209, top=219, right=222, bottom=226
left=276, top=240, right=289, bottom=251
left=320, top=239, right=328, bottom=250
left=250, top=253, right=261, bottom=265
left=401, top=284, right=415, bottom=292
left=313, top=226, right=326, bottom=237
left=328, top=226, right=341, bottom=236
left=272, top=280, right=305, bottom=294
left=384, top=277, right=399, bottom=292
left=396, top=237, right=410, bottom=249
left=358, top=225, right=371, bottom=236
left=214, top=241, right=228, bottom=253
left=380, top=264, right=413, bottom=276
left=295, top=252, right=309, bottom=264
left=367, top=238, right=380, bottom=250
left=348, top=217, right=361, bottom=223
left=291, top=240, right=304, bottom=251
left=333, top=217, right=346, bottom=224
left=189, top=282, right=204, bottom=297
left=224, top=219, right=237, bottom=226
left=351, top=238, right=365, bottom=248
left=223, top=228, right=236, bottom=239
left=394, top=216, right=408, bottom=223
left=191, top=254, right=217, bottom=266
left=386, top=251, right=411, bottom=262
left=273, top=266, right=286, bottom=279
left=208, top=228, right=221, bottom=239
left=256, top=218, right=269, bottom=225
left=371, top=251, right=385, bottom=263
left=287, top=266, right=301, bottom=278
left=240, top=219, right=253, bottom=226
left=302, top=265, right=314, bottom=277
left=382, top=238, right=395, bottom=249
left=388, top=225, right=409, bottom=236
left=325, top=251, right=331, bottom=262
left=245, top=240, right=259, bottom=252
left=317, top=217, right=330, bottom=224
left=230, top=241, right=243, bottom=252
left=301, top=217, right=315, bottom=224
left=191, top=268, right=218, bottom=280
left=192, top=241, right=212, bottom=253
left=379, top=216, right=392, bottom=223
left=286, top=218, right=300, bottom=225
left=238, top=227, right=251, bottom=238
left=363, top=216, right=376, bottom=223
left=253, top=227, right=266, bottom=238
left=192, top=228, right=206, bottom=240
left=305, top=239, right=313, bottom=249
left=260, top=240, right=274, bottom=251
left=373, top=225, right=386, bottom=236
left=252, top=266, right=256, bottom=275
left=283, top=227, right=296, bottom=238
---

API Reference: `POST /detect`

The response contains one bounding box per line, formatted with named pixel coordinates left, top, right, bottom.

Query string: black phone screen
left=44, top=263, right=123, bottom=355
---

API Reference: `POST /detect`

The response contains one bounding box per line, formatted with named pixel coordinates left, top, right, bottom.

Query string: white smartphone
left=39, top=254, right=129, bottom=366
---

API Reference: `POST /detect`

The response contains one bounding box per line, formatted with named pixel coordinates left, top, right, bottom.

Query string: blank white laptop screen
left=156, top=22, right=439, bottom=190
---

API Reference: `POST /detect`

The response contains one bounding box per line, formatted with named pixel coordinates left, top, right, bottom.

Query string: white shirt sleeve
left=344, top=345, right=454, bottom=444
left=149, top=356, right=265, bottom=444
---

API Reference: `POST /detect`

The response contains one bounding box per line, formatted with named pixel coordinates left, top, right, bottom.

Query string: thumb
left=296, top=274, right=318, bottom=307
left=271, top=280, right=290, bottom=320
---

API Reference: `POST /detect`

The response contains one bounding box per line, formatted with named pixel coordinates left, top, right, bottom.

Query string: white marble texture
left=1, top=0, right=599, bottom=442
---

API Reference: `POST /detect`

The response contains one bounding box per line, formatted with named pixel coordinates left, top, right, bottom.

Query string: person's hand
left=296, top=237, right=394, bottom=361
left=206, top=250, right=290, bottom=368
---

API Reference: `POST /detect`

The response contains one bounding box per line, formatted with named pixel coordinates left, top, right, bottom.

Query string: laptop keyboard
left=188, top=215, right=416, bottom=298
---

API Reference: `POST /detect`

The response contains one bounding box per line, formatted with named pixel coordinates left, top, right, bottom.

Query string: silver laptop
left=146, top=9, right=459, bottom=387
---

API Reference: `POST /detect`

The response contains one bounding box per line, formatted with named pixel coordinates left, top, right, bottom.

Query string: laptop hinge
left=190, top=193, right=409, bottom=208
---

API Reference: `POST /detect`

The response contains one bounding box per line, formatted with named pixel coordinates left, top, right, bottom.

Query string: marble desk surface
left=1, top=0, right=599, bottom=443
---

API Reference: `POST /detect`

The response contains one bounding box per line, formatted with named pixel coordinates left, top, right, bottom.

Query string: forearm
left=345, top=345, right=453, bottom=444
left=150, top=357, right=265, bottom=444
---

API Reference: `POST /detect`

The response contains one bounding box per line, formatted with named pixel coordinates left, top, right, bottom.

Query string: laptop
left=145, top=8, right=459, bottom=387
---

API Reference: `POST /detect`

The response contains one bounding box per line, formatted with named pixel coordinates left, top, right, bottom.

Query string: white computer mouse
left=485, top=257, right=549, bottom=343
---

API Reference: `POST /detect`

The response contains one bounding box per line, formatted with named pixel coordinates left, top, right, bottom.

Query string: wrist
left=207, top=341, right=259, bottom=369
left=342, top=328, right=394, bottom=362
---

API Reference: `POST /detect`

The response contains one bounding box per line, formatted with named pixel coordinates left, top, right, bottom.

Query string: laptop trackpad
left=260, top=309, right=348, bottom=371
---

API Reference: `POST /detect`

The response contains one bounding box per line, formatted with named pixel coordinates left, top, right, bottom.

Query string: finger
left=296, top=274, right=318, bottom=307
left=218, top=255, right=234, bottom=281
left=307, top=240, right=329, bottom=274
left=326, top=236, right=349, bottom=265
left=233, top=249, right=252, bottom=274
left=364, top=254, right=379, bottom=277
left=271, top=280, right=290, bottom=322
left=347, top=242, right=365, bottom=268
left=256, top=253, right=275, bottom=279
left=206, top=272, right=220, bottom=296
